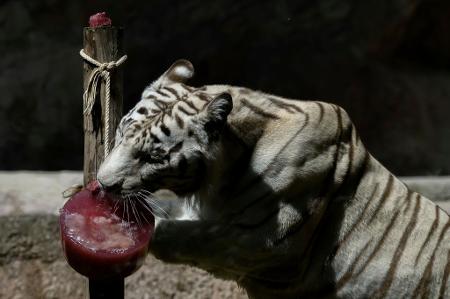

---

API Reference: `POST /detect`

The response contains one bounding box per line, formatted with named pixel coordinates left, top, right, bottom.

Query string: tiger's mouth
left=112, top=184, right=186, bottom=200
left=140, top=176, right=204, bottom=197
left=120, top=188, right=145, bottom=197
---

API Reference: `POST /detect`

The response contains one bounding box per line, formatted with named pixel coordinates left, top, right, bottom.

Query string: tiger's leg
left=149, top=219, right=277, bottom=275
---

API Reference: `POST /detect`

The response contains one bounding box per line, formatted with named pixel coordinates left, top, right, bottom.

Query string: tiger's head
left=97, top=60, right=233, bottom=196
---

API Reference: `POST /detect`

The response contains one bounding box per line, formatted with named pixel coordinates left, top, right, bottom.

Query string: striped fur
left=97, top=60, right=450, bottom=299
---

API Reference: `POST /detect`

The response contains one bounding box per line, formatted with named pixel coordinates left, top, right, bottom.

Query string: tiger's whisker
left=138, top=191, right=171, bottom=216
left=130, top=195, right=143, bottom=227
left=112, top=198, right=120, bottom=215
left=141, top=197, right=170, bottom=217
left=136, top=192, right=170, bottom=218
left=125, top=195, right=131, bottom=223
left=135, top=193, right=157, bottom=217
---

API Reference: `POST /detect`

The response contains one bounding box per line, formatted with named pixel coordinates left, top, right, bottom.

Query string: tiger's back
left=97, top=60, right=450, bottom=299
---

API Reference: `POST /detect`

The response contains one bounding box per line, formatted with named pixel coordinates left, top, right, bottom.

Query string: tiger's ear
left=203, top=93, right=233, bottom=139
left=153, top=59, right=194, bottom=88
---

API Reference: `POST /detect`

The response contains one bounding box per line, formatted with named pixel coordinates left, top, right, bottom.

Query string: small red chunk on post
left=89, top=12, right=112, bottom=27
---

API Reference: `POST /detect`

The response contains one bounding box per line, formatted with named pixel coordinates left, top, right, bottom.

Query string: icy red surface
left=89, top=12, right=112, bottom=27
left=59, top=181, right=154, bottom=279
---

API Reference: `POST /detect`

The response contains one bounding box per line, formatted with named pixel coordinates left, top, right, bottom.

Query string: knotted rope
left=79, top=49, right=127, bottom=156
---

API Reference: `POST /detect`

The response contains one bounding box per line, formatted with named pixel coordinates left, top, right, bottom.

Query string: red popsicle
left=89, top=12, right=112, bottom=27
left=60, top=181, right=154, bottom=280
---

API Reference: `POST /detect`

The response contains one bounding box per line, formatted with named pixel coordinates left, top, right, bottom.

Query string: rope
left=79, top=49, right=127, bottom=156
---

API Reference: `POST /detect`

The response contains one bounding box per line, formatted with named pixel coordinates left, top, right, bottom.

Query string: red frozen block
left=89, top=12, right=112, bottom=27
left=60, top=181, right=154, bottom=279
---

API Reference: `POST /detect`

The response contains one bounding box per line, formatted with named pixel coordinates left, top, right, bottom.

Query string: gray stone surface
left=402, top=176, right=450, bottom=202
left=0, top=171, right=81, bottom=216
left=1, top=171, right=450, bottom=298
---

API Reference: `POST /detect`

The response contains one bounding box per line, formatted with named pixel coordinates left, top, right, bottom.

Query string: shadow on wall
left=1, top=0, right=449, bottom=175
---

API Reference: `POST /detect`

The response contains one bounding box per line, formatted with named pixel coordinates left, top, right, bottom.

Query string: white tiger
left=97, top=60, right=450, bottom=299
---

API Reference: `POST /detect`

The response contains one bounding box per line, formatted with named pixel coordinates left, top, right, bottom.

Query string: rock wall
left=1, top=0, right=449, bottom=175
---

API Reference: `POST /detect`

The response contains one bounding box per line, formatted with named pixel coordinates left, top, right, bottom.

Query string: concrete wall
left=1, top=171, right=450, bottom=299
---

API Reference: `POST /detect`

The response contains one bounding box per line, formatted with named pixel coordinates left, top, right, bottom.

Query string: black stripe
left=354, top=208, right=402, bottom=277
left=197, top=93, right=210, bottom=102
left=335, top=124, right=354, bottom=192
left=267, top=97, right=305, bottom=113
left=153, top=114, right=162, bottom=126
left=300, top=112, right=310, bottom=133
left=336, top=240, right=372, bottom=289
left=156, top=98, right=169, bottom=105
left=368, top=175, right=394, bottom=224
left=265, top=160, right=286, bottom=178
left=160, top=124, right=171, bottom=136
left=351, top=150, right=370, bottom=190
left=402, top=189, right=414, bottom=214
left=150, top=133, right=160, bottom=143
left=153, top=100, right=165, bottom=110
left=334, top=183, right=379, bottom=253
left=241, top=98, right=280, bottom=119
left=123, top=117, right=134, bottom=125
left=180, top=83, right=196, bottom=92
left=415, top=205, right=440, bottom=266
left=163, top=86, right=180, bottom=98
left=316, top=102, right=325, bottom=124
left=182, top=99, right=199, bottom=112
left=169, top=141, right=183, bottom=154
left=144, top=94, right=157, bottom=100
left=438, top=249, right=450, bottom=299
left=175, top=113, right=184, bottom=128
left=155, top=89, right=169, bottom=97
left=178, top=105, right=196, bottom=116
left=259, top=112, right=310, bottom=179
left=373, top=193, right=420, bottom=298
left=412, top=219, right=450, bottom=298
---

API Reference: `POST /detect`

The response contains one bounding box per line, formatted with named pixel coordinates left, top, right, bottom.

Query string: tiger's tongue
left=60, top=181, right=154, bottom=279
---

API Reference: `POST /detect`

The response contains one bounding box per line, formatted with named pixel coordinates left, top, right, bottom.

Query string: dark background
left=1, top=0, right=449, bottom=176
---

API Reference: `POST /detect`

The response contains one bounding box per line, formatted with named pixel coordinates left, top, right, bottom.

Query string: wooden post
left=81, top=14, right=126, bottom=299
left=89, top=278, right=124, bottom=299
left=82, top=26, right=124, bottom=185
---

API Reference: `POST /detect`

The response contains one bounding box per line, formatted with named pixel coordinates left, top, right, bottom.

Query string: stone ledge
left=401, top=176, right=450, bottom=201
left=0, top=171, right=81, bottom=216
left=1, top=171, right=449, bottom=217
